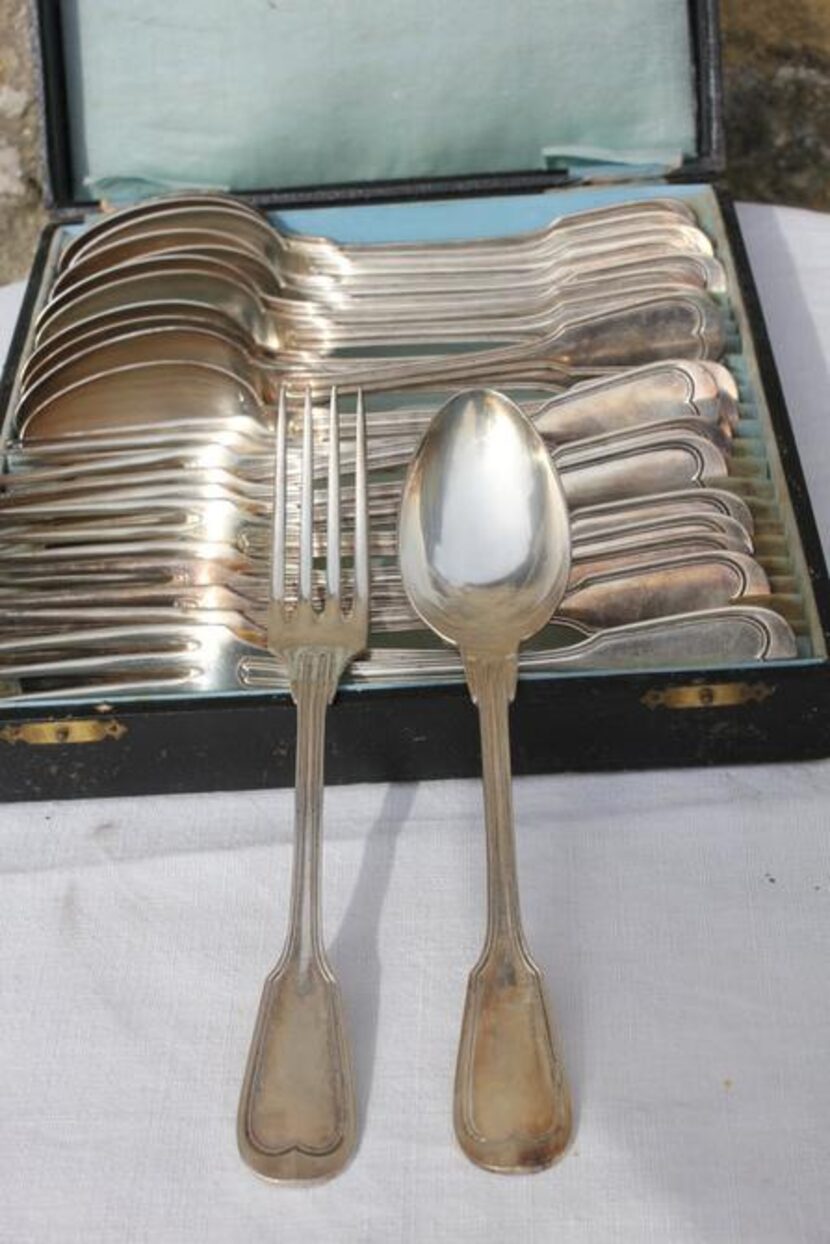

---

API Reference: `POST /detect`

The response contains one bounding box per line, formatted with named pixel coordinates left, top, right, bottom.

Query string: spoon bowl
left=400, top=390, right=570, bottom=655
left=16, top=361, right=267, bottom=441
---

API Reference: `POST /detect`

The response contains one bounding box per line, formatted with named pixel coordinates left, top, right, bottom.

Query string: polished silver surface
left=17, top=337, right=735, bottom=451
left=0, top=498, right=753, bottom=566
left=3, top=414, right=734, bottom=518
left=46, top=245, right=727, bottom=351
left=32, top=191, right=728, bottom=404
left=52, top=223, right=726, bottom=309
left=241, top=605, right=798, bottom=685
left=399, top=390, right=572, bottom=1172
left=33, top=198, right=727, bottom=368
left=33, top=257, right=726, bottom=376
left=0, top=332, right=781, bottom=702
left=0, top=189, right=798, bottom=712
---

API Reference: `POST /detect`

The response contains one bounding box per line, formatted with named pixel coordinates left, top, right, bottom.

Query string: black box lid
left=35, top=0, right=723, bottom=211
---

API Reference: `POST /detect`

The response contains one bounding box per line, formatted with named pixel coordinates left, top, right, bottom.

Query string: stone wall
left=722, top=0, right=830, bottom=210
left=0, top=0, right=46, bottom=283
left=0, top=0, right=827, bottom=281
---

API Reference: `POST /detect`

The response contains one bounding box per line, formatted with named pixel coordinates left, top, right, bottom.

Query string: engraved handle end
left=237, top=960, right=357, bottom=1183
left=453, top=949, right=572, bottom=1173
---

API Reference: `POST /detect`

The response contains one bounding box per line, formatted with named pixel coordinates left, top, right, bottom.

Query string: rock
left=0, top=84, right=28, bottom=120
left=721, top=0, right=830, bottom=211
left=0, top=201, right=46, bottom=283
left=0, top=142, right=25, bottom=199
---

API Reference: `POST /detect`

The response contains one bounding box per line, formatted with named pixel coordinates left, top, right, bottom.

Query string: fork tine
left=270, top=386, right=287, bottom=602
left=326, top=387, right=340, bottom=599
left=299, top=386, right=314, bottom=604
left=353, top=388, right=369, bottom=611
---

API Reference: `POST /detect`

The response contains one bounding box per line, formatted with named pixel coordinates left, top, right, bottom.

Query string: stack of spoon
left=23, top=191, right=729, bottom=389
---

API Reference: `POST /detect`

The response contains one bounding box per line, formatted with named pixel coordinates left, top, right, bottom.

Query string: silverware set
left=23, top=193, right=731, bottom=395
left=0, top=185, right=794, bottom=692
left=0, top=365, right=795, bottom=700
left=0, top=345, right=796, bottom=702
left=0, top=194, right=803, bottom=1175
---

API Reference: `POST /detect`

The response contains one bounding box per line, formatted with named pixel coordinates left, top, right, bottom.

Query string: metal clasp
left=0, top=719, right=127, bottom=745
left=641, top=682, right=776, bottom=711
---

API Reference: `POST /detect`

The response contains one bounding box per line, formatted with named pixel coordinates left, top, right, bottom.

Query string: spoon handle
left=456, top=653, right=572, bottom=1173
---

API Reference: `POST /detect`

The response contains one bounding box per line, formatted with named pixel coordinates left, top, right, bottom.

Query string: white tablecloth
left=1, top=206, right=829, bottom=1244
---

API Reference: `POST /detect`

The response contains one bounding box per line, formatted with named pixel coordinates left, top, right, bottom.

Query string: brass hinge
left=641, top=682, right=776, bottom=711
left=0, top=719, right=127, bottom=746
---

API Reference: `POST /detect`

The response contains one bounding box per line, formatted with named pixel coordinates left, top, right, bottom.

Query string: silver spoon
left=399, top=389, right=573, bottom=1172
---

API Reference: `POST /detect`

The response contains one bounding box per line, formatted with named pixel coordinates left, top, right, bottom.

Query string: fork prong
left=299, top=386, right=314, bottom=604
left=353, top=388, right=369, bottom=612
left=326, top=388, right=340, bottom=600
left=270, top=386, right=287, bottom=602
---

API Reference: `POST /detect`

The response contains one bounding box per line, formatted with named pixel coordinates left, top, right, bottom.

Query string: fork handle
left=237, top=647, right=357, bottom=1182
left=284, top=648, right=338, bottom=965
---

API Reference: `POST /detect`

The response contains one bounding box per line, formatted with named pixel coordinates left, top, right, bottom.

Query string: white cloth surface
left=1, top=205, right=829, bottom=1244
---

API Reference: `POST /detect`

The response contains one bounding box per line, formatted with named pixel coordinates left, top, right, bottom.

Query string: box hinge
left=0, top=718, right=127, bottom=745
left=641, top=682, right=776, bottom=711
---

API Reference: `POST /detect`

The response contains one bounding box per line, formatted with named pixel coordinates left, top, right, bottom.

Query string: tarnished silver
left=237, top=387, right=368, bottom=1183
left=399, top=389, right=573, bottom=1172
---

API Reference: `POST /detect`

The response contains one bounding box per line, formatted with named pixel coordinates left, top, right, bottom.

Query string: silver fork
left=237, top=386, right=368, bottom=1182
